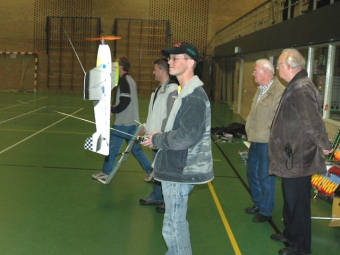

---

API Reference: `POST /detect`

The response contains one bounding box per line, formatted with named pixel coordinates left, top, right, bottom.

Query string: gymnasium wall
left=0, top=0, right=264, bottom=93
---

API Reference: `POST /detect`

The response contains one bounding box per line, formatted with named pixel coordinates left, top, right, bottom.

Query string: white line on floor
left=0, top=108, right=83, bottom=155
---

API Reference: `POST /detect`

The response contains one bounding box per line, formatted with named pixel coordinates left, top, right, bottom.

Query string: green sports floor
left=0, top=91, right=339, bottom=255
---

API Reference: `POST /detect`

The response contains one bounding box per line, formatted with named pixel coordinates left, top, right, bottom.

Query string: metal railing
left=211, top=0, right=334, bottom=49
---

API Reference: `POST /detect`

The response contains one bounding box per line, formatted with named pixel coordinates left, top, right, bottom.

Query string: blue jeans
left=162, top=182, right=194, bottom=255
left=148, top=150, right=163, bottom=202
left=102, top=125, right=152, bottom=175
left=247, top=142, right=275, bottom=216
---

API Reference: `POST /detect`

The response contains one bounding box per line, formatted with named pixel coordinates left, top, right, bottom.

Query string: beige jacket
left=245, top=77, right=285, bottom=143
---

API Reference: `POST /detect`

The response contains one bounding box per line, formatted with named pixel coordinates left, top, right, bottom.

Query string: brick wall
left=0, top=0, right=35, bottom=92
left=0, top=0, right=265, bottom=93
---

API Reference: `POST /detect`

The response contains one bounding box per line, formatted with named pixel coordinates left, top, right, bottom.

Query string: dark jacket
left=152, top=76, right=214, bottom=184
left=268, top=70, right=331, bottom=178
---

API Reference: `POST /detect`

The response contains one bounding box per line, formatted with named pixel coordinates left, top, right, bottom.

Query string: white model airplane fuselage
left=83, top=40, right=118, bottom=155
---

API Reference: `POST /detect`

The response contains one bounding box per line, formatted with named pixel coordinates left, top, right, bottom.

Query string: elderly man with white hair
left=245, top=59, right=285, bottom=223
left=269, top=49, right=333, bottom=255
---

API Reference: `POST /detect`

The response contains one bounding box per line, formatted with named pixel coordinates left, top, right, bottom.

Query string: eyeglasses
left=167, top=56, right=190, bottom=62
left=276, top=62, right=286, bottom=68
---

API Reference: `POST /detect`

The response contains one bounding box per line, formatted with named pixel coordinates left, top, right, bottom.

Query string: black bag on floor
left=223, top=122, right=246, bottom=137
left=211, top=126, right=225, bottom=135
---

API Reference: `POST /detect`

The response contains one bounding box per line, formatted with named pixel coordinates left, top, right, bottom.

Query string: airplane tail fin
left=84, top=131, right=109, bottom=156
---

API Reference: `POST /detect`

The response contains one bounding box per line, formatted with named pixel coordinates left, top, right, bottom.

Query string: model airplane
left=83, top=36, right=120, bottom=155
left=64, top=30, right=121, bottom=156
left=63, top=32, right=147, bottom=184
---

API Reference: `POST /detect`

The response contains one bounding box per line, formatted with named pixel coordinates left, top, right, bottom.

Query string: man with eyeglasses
left=245, top=59, right=285, bottom=223
left=140, top=42, right=213, bottom=255
left=269, top=49, right=333, bottom=255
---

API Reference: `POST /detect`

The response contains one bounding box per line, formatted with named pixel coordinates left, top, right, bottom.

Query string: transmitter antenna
left=63, top=28, right=86, bottom=74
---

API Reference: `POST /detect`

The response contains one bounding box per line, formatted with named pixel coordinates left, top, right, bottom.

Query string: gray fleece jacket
left=152, top=75, right=214, bottom=184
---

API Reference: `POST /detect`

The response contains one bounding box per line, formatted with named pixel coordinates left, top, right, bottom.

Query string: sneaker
left=156, top=203, right=165, bottom=213
left=92, top=172, right=108, bottom=180
left=144, top=170, right=154, bottom=182
left=139, top=197, right=163, bottom=205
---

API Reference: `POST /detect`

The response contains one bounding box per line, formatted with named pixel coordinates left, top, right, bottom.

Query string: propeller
left=85, top=36, right=121, bottom=41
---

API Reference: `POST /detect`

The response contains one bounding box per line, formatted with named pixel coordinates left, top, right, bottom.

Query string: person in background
left=269, top=48, right=333, bottom=255
left=92, top=57, right=153, bottom=182
left=138, top=58, right=178, bottom=213
left=141, top=42, right=214, bottom=255
left=245, top=59, right=285, bottom=223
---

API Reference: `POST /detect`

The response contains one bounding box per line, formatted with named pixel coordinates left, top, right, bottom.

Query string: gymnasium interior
left=0, top=1, right=340, bottom=254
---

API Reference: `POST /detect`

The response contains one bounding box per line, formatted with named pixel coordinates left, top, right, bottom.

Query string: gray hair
left=254, top=58, right=275, bottom=75
left=281, top=49, right=305, bottom=69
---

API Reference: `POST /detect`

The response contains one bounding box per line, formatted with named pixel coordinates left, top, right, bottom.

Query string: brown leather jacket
left=268, top=70, right=331, bottom=178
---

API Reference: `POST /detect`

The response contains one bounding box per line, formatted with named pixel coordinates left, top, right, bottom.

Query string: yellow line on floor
left=208, top=182, right=242, bottom=255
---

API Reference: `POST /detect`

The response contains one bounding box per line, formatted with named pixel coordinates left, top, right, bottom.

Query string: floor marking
left=208, top=182, right=242, bottom=255
left=0, top=128, right=91, bottom=135
left=49, top=109, right=96, bottom=125
left=210, top=118, right=282, bottom=237
left=0, top=108, right=83, bottom=155
left=0, top=96, right=48, bottom=111
left=243, top=141, right=250, bottom=148
left=0, top=107, right=46, bottom=123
